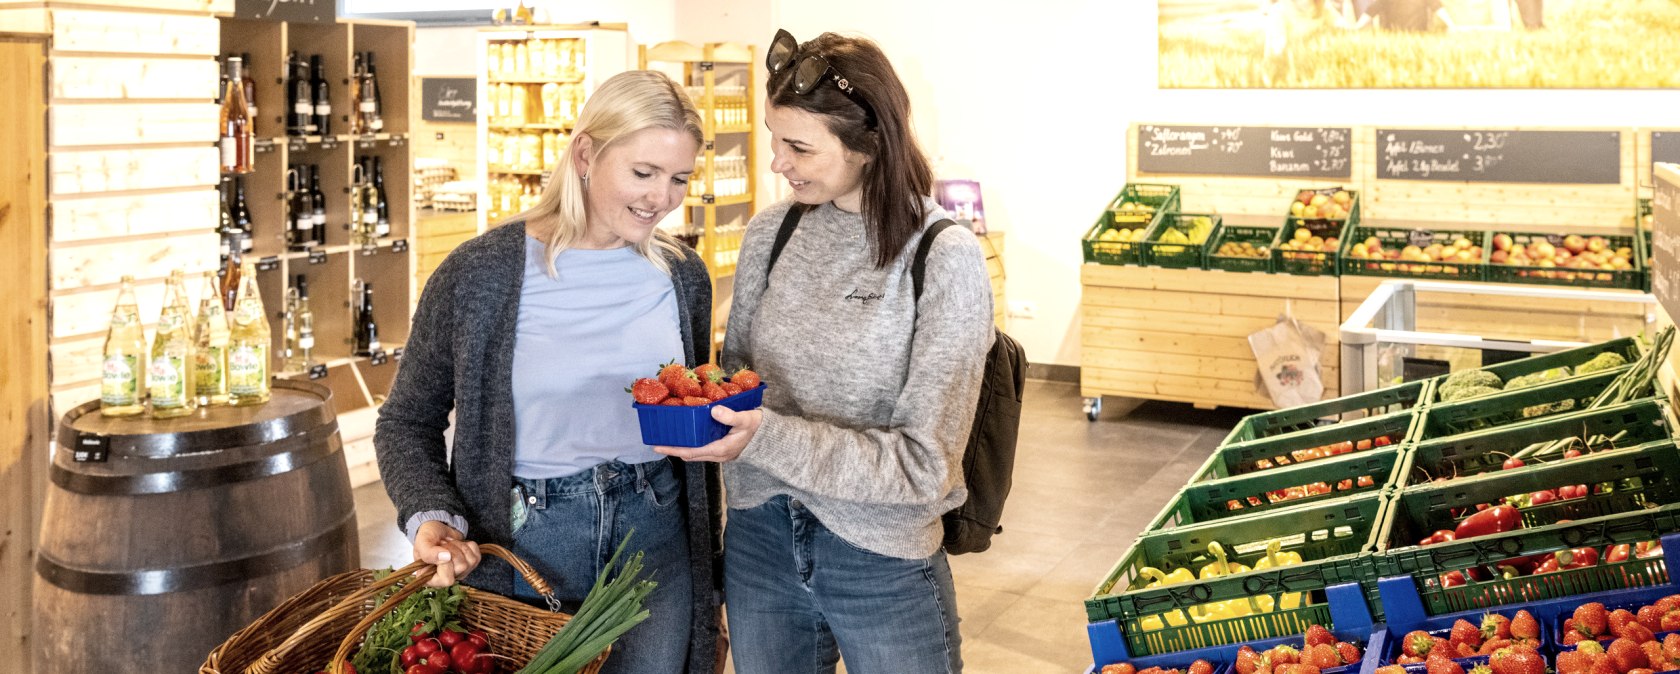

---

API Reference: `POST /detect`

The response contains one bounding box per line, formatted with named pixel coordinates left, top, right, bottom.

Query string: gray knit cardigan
left=373, top=220, right=720, bottom=672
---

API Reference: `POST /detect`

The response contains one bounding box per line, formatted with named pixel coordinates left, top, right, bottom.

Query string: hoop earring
left=582, top=173, right=590, bottom=188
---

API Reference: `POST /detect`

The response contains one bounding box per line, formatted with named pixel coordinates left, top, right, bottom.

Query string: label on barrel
left=75, top=434, right=109, bottom=462
left=309, top=363, right=328, bottom=380
left=370, top=349, right=388, bottom=366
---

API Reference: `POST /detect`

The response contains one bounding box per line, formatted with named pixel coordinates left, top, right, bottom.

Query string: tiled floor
left=353, top=380, right=1249, bottom=673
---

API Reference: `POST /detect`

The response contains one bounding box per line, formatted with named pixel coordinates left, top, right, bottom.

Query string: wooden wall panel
left=51, top=189, right=217, bottom=241
left=50, top=278, right=166, bottom=339
left=49, top=232, right=217, bottom=290
left=47, top=335, right=101, bottom=388
left=51, top=56, right=216, bottom=100
left=50, top=146, right=217, bottom=195
left=48, top=9, right=218, bottom=55
left=49, top=102, right=217, bottom=146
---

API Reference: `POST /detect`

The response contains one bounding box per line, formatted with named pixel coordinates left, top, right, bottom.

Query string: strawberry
left=693, top=363, right=724, bottom=384
left=701, top=382, right=728, bottom=401
left=1662, top=611, right=1680, bottom=633
left=1566, top=632, right=1586, bottom=646
left=1428, top=656, right=1467, bottom=674
left=732, top=367, right=762, bottom=390
left=629, top=377, right=669, bottom=404
left=1579, top=603, right=1612, bottom=638
left=1452, top=619, right=1484, bottom=649
left=657, top=361, right=688, bottom=385
left=1630, top=669, right=1657, bottom=674
left=1624, top=623, right=1657, bottom=645
left=720, top=381, right=742, bottom=396
left=1376, top=667, right=1407, bottom=674
left=1639, top=606, right=1665, bottom=633
left=1457, top=643, right=1479, bottom=658
left=1657, top=596, right=1680, bottom=616
left=670, top=371, right=703, bottom=398
left=1139, top=667, right=1167, bottom=674
left=1399, top=656, right=1425, bottom=665
left=1275, top=665, right=1321, bottom=674
left=659, top=397, right=684, bottom=406
left=1511, top=611, right=1540, bottom=640
left=1614, top=610, right=1641, bottom=638
left=1641, top=642, right=1668, bottom=671
left=1434, top=638, right=1452, bottom=657
left=1483, top=613, right=1513, bottom=641
left=1405, top=631, right=1437, bottom=658
left=681, top=395, right=711, bottom=406
left=1482, top=638, right=1514, bottom=655
left=1306, top=625, right=1337, bottom=648
left=1491, top=647, right=1548, bottom=674
left=1190, top=660, right=1215, bottom=674
left=1237, top=647, right=1263, bottom=674
left=1307, top=644, right=1341, bottom=670
left=1269, top=645, right=1302, bottom=666
left=1664, top=634, right=1680, bottom=664
left=1581, top=642, right=1610, bottom=657
left=1613, top=638, right=1652, bottom=673
left=1100, top=665, right=1135, bottom=674
left=1593, top=655, right=1624, bottom=674
left=1559, top=651, right=1595, bottom=674
left=1336, top=642, right=1362, bottom=665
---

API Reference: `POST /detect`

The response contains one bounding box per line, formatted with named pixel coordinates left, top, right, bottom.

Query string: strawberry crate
left=1337, top=226, right=1489, bottom=282
left=1273, top=190, right=1360, bottom=276
left=1399, top=399, right=1674, bottom=490
left=1083, top=184, right=1182, bottom=266
left=633, top=385, right=765, bottom=447
left=1197, top=411, right=1416, bottom=482
left=1083, top=649, right=1233, bottom=674
left=1085, top=493, right=1388, bottom=657
left=1087, top=622, right=1383, bottom=674
left=1429, top=337, right=1645, bottom=404
left=1221, top=380, right=1433, bottom=446
left=1148, top=449, right=1403, bottom=532
left=1417, top=367, right=1652, bottom=441
left=1373, top=605, right=1552, bottom=670
left=1207, top=225, right=1278, bottom=274
left=1143, top=213, right=1224, bottom=269
left=1373, top=436, right=1680, bottom=616
left=1546, top=581, right=1680, bottom=651
left=1485, top=231, right=1643, bottom=290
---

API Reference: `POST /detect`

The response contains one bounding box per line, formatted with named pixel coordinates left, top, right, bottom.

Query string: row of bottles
left=684, top=85, right=750, bottom=127
left=488, top=82, right=583, bottom=127
left=353, top=156, right=392, bottom=248
left=285, top=52, right=333, bottom=136
left=488, top=176, right=542, bottom=222
left=101, top=267, right=272, bottom=418
left=487, top=38, right=585, bottom=80
left=488, top=129, right=569, bottom=172
left=219, top=177, right=256, bottom=266
left=689, top=155, right=749, bottom=198
left=287, top=164, right=329, bottom=251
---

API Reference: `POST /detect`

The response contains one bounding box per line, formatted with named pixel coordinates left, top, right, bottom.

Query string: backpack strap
left=765, top=203, right=807, bottom=279
left=912, top=219, right=961, bottom=302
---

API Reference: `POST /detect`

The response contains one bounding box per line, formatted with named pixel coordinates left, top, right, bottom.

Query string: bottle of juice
left=227, top=260, right=272, bottom=406
left=100, top=275, right=147, bottom=417
left=148, top=270, right=196, bottom=418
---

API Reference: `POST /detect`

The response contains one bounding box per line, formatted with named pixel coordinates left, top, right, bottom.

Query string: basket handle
left=325, top=544, right=559, bottom=673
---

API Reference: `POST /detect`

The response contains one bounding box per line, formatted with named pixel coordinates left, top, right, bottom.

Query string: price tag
left=1407, top=229, right=1435, bottom=248
left=1546, top=234, right=1566, bottom=246
left=256, top=256, right=280, bottom=272
left=370, top=349, right=389, bottom=366
left=308, top=363, right=328, bottom=380
left=391, top=238, right=409, bottom=253
left=359, top=138, right=377, bottom=149
left=308, top=250, right=328, bottom=265
left=391, top=346, right=405, bottom=361
left=702, top=194, right=716, bottom=204
left=73, top=433, right=109, bottom=462
left=389, top=135, right=406, bottom=147
left=320, top=137, right=338, bottom=150
left=361, top=246, right=377, bottom=257
left=287, top=138, right=307, bottom=153
left=255, top=138, right=276, bottom=154
left=704, top=140, right=715, bottom=151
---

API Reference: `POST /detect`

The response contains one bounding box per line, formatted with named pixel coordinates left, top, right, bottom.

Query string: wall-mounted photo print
left=1158, top=0, right=1680, bottom=88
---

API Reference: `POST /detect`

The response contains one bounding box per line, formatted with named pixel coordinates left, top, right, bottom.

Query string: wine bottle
left=291, top=165, right=315, bottom=251
left=309, top=164, right=328, bottom=247
left=360, top=158, right=380, bottom=244
left=219, top=249, right=241, bottom=312
left=240, top=52, right=257, bottom=135
left=194, top=270, right=230, bottom=406
left=219, top=56, right=254, bottom=174
left=352, top=280, right=379, bottom=357
left=227, top=260, right=272, bottom=405
left=360, top=51, right=384, bottom=134
left=288, top=51, right=314, bottom=136
left=149, top=270, right=196, bottom=418
left=285, top=275, right=315, bottom=370
left=100, top=275, right=147, bottom=417
left=233, top=176, right=255, bottom=256
left=372, top=156, right=390, bottom=238
left=218, top=176, right=238, bottom=266
left=349, top=52, right=364, bottom=135
left=310, top=54, right=331, bottom=136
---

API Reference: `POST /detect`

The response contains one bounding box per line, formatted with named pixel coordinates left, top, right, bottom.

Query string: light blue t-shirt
left=511, top=236, right=683, bottom=478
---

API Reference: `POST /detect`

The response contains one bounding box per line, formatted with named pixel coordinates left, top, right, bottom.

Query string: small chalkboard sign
left=1136, top=125, right=1353, bottom=179
left=256, top=256, right=280, bottom=272
left=235, top=0, right=331, bottom=23
left=391, top=238, right=409, bottom=253
left=422, top=78, right=477, bottom=122
left=1652, top=165, right=1680, bottom=321
left=308, top=250, right=327, bottom=265
left=74, top=433, right=109, bottom=463
left=370, top=349, right=389, bottom=366
left=308, top=363, right=328, bottom=380
left=1654, top=132, right=1680, bottom=181
left=1377, top=129, right=1621, bottom=184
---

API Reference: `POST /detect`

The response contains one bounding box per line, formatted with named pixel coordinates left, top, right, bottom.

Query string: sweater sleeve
left=374, top=252, right=469, bottom=534
left=738, top=228, right=995, bottom=507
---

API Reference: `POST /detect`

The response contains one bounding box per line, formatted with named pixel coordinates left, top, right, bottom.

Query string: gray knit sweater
left=722, top=199, right=995, bottom=559
left=374, top=220, right=720, bottom=672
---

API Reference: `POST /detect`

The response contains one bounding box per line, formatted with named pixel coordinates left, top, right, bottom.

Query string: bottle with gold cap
left=148, top=269, right=196, bottom=418
left=194, top=270, right=230, bottom=406
left=227, top=260, right=272, bottom=406
left=100, top=275, right=147, bottom=417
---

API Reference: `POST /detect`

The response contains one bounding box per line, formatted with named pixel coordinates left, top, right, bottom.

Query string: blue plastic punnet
left=633, top=385, right=766, bottom=447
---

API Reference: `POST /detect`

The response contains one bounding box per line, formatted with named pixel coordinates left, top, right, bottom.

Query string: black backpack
left=764, top=206, right=1026, bottom=555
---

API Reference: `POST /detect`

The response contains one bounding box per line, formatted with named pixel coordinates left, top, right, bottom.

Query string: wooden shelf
left=685, top=193, right=752, bottom=207
left=489, top=122, right=572, bottom=131
left=490, top=167, right=546, bottom=176
left=488, top=75, right=584, bottom=84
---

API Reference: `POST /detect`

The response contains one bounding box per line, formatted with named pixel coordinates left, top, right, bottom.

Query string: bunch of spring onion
left=1511, top=325, right=1675, bottom=462
left=515, top=533, right=657, bottom=674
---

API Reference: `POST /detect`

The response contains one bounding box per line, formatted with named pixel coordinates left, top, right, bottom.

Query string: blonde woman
left=375, top=70, right=719, bottom=673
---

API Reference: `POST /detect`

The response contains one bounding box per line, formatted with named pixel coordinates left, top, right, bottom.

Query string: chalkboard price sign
left=1137, top=125, right=1353, bottom=179
left=1652, top=165, right=1680, bottom=321
left=234, top=0, right=331, bottom=24
left=1376, top=129, right=1620, bottom=184
left=1653, top=132, right=1680, bottom=181
left=422, top=78, right=477, bottom=122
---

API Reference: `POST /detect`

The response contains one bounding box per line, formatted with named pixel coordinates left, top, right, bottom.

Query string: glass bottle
left=288, top=51, right=314, bottom=136
left=100, top=275, right=147, bottom=417
left=352, top=280, right=380, bottom=357
left=290, top=165, right=315, bottom=251
left=240, top=52, right=257, bottom=135
left=360, top=51, right=384, bottom=134
left=286, top=275, right=315, bottom=371
left=194, top=270, right=230, bottom=406
left=372, top=156, right=390, bottom=238
left=219, top=56, right=253, bottom=174
left=309, top=165, right=328, bottom=247
left=310, top=54, right=332, bottom=136
left=148, top=270, right=196, bottom=418
left=227, top=260, right=272, bottom=406
left=233, top=176, right=255, bottom=256
left=217, top=176, right=238, bottom=266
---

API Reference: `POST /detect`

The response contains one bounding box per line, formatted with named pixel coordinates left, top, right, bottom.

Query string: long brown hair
left=768, top=33, right=933, bottom=268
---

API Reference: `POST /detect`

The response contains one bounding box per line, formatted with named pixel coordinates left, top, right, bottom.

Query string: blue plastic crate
left=1087, top=582, right=1381, bottom=669
left=1374, top=605, right=1553, bottom=670
left=632, top=385, right=765, bottom=447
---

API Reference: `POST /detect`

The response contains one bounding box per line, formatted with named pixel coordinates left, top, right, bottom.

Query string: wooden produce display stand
left=1083, top=124, right=1657, bottom=416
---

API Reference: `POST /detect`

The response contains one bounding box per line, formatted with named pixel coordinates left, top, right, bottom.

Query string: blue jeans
left=725, top=495, right=962, bottom=674
left=509, top=459, right=692, bottom=674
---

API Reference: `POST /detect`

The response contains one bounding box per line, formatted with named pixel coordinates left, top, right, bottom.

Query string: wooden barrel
left=35, top=379, right=359, bottom=673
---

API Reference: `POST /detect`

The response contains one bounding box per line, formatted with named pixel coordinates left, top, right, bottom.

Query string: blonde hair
left=500, top=70, right=703, bottom=276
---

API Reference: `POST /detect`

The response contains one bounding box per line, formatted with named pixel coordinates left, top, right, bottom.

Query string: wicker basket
left=202, top=544, right=607, bottom=674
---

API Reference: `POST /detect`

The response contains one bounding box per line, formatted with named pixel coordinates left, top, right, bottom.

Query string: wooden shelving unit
left=641, top=41, right=757, bottom=360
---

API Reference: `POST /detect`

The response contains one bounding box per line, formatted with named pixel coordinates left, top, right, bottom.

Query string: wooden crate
left=1081, top=265, right=1341, bottom=411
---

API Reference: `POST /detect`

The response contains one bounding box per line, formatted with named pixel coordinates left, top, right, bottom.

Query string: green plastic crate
left=1082, top=184, right=1182, bottom=266
left=1374, top=433, right=1680, bottom=615
left=1148, top=448, right=1403, bottom=532
left=1416, top=366, right=1655, bottom=441
left=1430, top=336, right=1645, bottom=403
left=1639, top=229, right=1653, bottom=292
left=1221, top=380, right=1433, bottom=446
left=1207, top=224, right=1278, bottom=274
left=1273, top=190, right=1360, bottom=276
left=1338, top=226, right=1488, bottom=281
left=1400, top=398, right=1673, bottom=489
left=1485, top=230, right=1643, bottom=290
left=1086, top=493, right=1387, bottom=655
left=1143, top=213, right=1222, bottom=269
left=1197, top=411, right=1416, bottom=482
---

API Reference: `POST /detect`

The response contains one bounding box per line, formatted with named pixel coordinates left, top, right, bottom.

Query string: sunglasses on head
left=766, top=29, right=878, bottom=129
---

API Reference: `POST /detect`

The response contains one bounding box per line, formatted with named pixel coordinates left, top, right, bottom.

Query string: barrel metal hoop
left=49, top=422, right=341, bottom=495
left=35, top=509, right=357, bottom=596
